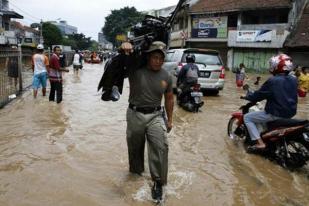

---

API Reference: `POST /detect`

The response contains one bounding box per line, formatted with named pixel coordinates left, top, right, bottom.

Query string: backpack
left=185, top=64, right=199, bottom=84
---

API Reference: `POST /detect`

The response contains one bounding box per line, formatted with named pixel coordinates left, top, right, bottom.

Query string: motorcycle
left=227, top=84, right=309, bottom=169
left=177, top=83, right=204, bottom=113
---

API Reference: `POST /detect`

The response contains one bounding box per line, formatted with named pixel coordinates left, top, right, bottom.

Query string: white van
left=163, top=48, right=225, bottom=95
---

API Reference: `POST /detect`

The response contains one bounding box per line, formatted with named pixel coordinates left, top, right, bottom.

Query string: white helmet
left=37, top=44, right=44, bottom=50
left=269, top=54, right=293, bottom=74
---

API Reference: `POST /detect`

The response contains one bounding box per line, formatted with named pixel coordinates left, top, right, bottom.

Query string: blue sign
left=192, top=28, right=217, bottom=38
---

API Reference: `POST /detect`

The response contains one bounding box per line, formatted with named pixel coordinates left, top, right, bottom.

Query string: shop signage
left=191, top=16, right=227, bottom=38
left=236, top=30, right=272, bottom=42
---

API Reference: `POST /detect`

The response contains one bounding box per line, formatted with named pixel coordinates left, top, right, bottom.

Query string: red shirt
left=50, top=53, right=60, bottom=70
left=48, top=54, right=62, bottom=82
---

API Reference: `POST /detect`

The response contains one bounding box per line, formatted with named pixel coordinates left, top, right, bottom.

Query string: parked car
left=163, top=48, right=225, bottom=95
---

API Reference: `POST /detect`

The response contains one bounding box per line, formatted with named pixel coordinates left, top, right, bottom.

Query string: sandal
left=247, top=145, right=266, bottom=154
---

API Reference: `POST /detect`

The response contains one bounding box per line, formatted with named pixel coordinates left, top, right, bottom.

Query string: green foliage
left=102, top=7, right=144, bottom=45
left=65, top=33, right=92, bottom=50
left=42, top=22, right=93, bottom=51
left=62, top=37, right=77, bottom=49
left=89, top=40, right=99, bottom=51
left=42, top=22, right=63, bottom=48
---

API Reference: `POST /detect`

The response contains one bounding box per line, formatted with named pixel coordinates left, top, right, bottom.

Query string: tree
left=62, top=37, right=77, bottom=49
left=102, top=7, right=144, bottom=46
left=65, top=33, right=92, bottom=50
left=42, top=22, right=63, bottom=48
left=89, top=40, right=99, bottom=51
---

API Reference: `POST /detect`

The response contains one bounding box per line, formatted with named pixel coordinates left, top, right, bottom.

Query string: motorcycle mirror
left=243, top=84, right=250, bottom=91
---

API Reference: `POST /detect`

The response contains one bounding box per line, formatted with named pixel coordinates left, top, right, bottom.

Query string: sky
left=10, top=0, right=179, bottom=40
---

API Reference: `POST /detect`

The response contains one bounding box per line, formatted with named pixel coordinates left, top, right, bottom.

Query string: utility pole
left=17, top=44, right=23, bottom=93
left=40, top=19, right=43, bottom=44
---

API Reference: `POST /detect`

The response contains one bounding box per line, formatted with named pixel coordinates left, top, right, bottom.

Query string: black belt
left=129, top=104, right=161, bottom=114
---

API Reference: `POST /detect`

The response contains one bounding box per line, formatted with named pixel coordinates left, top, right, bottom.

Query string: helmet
left=269, top=54, right=293, bottom=74
left=37, top=44, right=44, bottom=50
left=186, top=54, right=195, bottom=63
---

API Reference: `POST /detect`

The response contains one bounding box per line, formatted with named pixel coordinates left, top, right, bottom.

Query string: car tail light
left=219, top=66, right=225, bottom=79
left=177, top=62, right=184, bottom=70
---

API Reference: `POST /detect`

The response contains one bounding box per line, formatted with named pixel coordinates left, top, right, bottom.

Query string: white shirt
left=240, top=67, right=246, bottom=74
left=73, top=53, right=81, bottom=65
left=32, top=54, right=48, bottom=75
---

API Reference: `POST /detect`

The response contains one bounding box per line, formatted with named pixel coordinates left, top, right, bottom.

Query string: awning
left=0, top=10, right=23, bottom=19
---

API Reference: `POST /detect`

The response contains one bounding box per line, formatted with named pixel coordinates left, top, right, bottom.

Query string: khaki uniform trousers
left=126, top=107, right=168, bottom=185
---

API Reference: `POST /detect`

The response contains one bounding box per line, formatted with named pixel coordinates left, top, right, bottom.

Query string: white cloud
left=10, top=0, right=179, bottom=40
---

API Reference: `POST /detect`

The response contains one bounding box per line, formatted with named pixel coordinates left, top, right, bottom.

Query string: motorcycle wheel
left=194, top=105, right=199, bottom=113
left=278, top=140, right=309, bottom=169
left=176, top=94, right=181, bottom=106
left=227, top=117, right=246, bottom=140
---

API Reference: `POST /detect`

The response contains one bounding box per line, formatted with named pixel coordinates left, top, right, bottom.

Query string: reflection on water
left=0, top=64, right=308, bottom=206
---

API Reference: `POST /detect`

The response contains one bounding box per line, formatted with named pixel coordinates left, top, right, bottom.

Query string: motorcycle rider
left=243, top=54, right=298, bottom=152
left=177, top=54, right=200, bottom=104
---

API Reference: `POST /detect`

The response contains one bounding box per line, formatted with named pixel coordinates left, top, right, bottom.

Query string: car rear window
left=165, top=51, right=175, bottom=62
left=182, top=52, right=222, bottom=65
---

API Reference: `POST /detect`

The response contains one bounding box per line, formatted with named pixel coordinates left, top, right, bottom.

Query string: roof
left=11, top=21, right=40, bottom=34
left=285, top=3, right=309, bottom=48
left=146, top=5, right=176, bottom=17
left=23, top=26, right=39, bottom=34
left=189, top=0, right=291, bottom=14
left=11, top=21, right=24, bottom=30
left=0, top=10, right=23, bottom=19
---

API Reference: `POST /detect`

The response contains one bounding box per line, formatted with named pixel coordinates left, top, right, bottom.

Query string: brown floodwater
left=0, top=63, right=308, bottom=206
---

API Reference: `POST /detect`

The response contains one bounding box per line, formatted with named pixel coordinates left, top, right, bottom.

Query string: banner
left=116, top=34, right=127, bottom=42
left=191, top=28, right=227, bottom=38
left=236, top=30, right=272, bottom=42
left=192, top=16, right=228, bottom=38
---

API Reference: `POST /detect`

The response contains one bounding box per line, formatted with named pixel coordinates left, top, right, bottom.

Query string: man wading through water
left=32, top=44, right=49, bottom=98
left=121, top=41, right=174, bottom=202
left=48, top=46, right=69, bottom=103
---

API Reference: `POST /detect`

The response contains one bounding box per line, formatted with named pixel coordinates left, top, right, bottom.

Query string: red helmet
left=269, top=54, right=293, bottom=74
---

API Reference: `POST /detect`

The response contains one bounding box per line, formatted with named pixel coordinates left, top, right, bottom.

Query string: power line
left=8, top=0, right=41, bottom=22
left=9, top=0, right=41, bottom=20
left=18, top=18, right=40, bottom=28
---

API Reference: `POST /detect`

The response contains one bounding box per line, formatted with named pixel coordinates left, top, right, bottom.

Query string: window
left=182, top=52, right=222, bottom=65
left=228, top=14, right=238, bottom=28
left=242, top=9, right=289, bottom=24
left=165, top=51, right=175, bottom=62
left=4, top=22, right=9, bottom=30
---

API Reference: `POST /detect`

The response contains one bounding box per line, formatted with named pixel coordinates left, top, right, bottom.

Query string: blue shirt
left=246, top=74, right=298, bottom=118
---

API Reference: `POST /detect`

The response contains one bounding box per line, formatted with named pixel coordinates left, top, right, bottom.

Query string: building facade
left=98, top=32, right=113, bottom=50
left=50, top=20, right=77, bottom=36
left=169, top=0, right=232, bottom=64
left=0, top=0, right=23, bottom=45
left=170, top=0, right=308, bottom=71
left=11, top=21, right=40, bottom=48
left=285, top=1, right=309, bottom=67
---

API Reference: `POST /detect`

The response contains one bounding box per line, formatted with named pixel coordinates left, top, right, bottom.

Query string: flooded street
left=0, top=63, right=308, bottom=206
